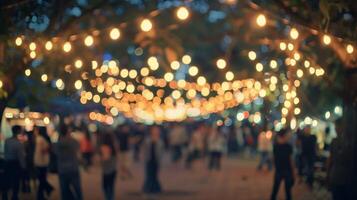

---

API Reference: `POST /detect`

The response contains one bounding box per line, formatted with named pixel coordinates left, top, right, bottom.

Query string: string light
left=140, top=67, right=150, bottom=76
left=182, top=55, right=192, bottom=64
left=30, top=51, right=36, bottom=59
left=216, top=58, right=227, bottom=69
left=287, top=43, right=294, bottom=51
left=256, top=14, right=266, bottom=27
left=0, top=80, right=3, bottom=88
left=56, top=79, right=64, bottom=90
left=197, top=76, right=206, bottom=86
left=74, top=80, right=83, bottom=90
left=41, top=74, right=48, bottom=82
left=63, top=42, right=72, bottom=52
left=148, top=56, right=159, bottom=70
left=140, top=19, right=153, bottom=32
left=322, top=35, right=331, bottom=45
left=84, top=35, right=94, bottom=46
left=346, top=44, right=354, bottom=54
left=290, top=28, right=299, bottom=39
left=25, top=69, right=31, bottom=76
left=225, top=71, right=234, bottom=81
left=279, top=42, right=287, bottom=50
left=188, top=66, right=199, bottom=76
left=170, top=61, right=180, bottom=70
left=75, top=59, right=83, bottom=69
left=256, top=63, right=263, bottom=72
left=296, top=69, right=304, bottom=78
left=15, top=37, right=22, bottom=46
left=164, top=72, right=174, bottom=82
left=176, top=6, right=190, bottom=21
left=269, top=60, right=277, bottom=69
left=45, top=41, right=53, bottom=51
left=29, top=42, right=36, bottom=51
left=109, top=28, right=121, bottom=40
left=248, top=51, right=256, bottom=60
left=304, top=60, right=310, bottom=68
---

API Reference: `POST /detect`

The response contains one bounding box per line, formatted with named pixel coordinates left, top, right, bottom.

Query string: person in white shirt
left=257, top=130, right=273, bottom=171
left=208, top=126, right=225, bottom=170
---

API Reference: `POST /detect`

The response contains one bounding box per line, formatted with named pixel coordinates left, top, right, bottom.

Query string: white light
left=176, top=6, right=190, bottom=21
left=334, top=106, right=342, bottom=116
left=110, top=28, right=121, bottom=40
left=140, top=19, right=153, bottom=32
left=256, top=14, right=266, bottom=27
left=236, top=112, right=244, bottom=121
left=325, top=111, right=331, bottom=119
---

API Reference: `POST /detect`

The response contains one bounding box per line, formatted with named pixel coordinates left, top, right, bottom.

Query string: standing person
left=207, top=127, right=225, bottom=171
left=301, top=125, right=317, bottom=189
left=80, top=131, right=93, bottom=171
left=327, top=118, right=354, bottom=200
left=169, top=124, right=187, bottom=163
left=3, top=125, right=25, bottom=200
left=34, top=127, right=54, bottom=200
left=116, top=125, right=132, bottom=179
left=185, top=125, right=205, bottom=169
left=270, top=129, right=295, bottom=200
left=21, top=130, right=35, bottom=193
left=55, top=125, right=83, bottom=200
left=143, top=126, right=164, bottom=194
left=257, top=130, right=273, bottom=171
left=100, top=133, right=117, bottom=200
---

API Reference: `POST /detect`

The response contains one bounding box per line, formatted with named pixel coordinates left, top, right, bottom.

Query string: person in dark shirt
left=116, top=125, right=132, bottom=179
left=301, top=125, right=317, bottom=189
left=270, top=129, right=295, bottom=200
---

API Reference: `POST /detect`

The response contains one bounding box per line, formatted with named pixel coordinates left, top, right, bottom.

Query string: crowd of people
left=0, top=117, right=353, bottom=200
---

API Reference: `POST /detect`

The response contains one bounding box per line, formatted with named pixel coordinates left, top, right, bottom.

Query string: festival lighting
left=110, top=28, right=121, bottom=40
left=256, top=14, right=266, bottom=27
left=140, top=19, right=153, bottom=32
left=176, top=6, right=190, bottom=21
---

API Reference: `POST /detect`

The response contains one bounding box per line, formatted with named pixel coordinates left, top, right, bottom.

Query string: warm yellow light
left=30, top=51, right=36, bottom=59
left=283, top=84, right=289, bottom=92
left=120, top=69, right=129, bottom=78
left=56, top=79, right=64, bottom=89
left=225, top=71, right=234, bottom=81
left=284, top=101, right=291, bottom=108
left=93, top=95, right=101, bottom=103
left=256, top=63, right=263, bottom=72
left=270, top=76, right=278, bottom=84
left=197, top=76, right=206, bottom=86
left=74, top=80, right=82, bottom=90
left=270, top=60, right=277, bottom=69
left=164, top=72, right=174, bottom=82
left=294, top=80, right=301, bottom=87
left=0, top=80, right=3, bottom=88
left=148, top=56, right=159, bottom=70
left=282, top=107, right=288, bottom=115
left=172, top=90, right=181, bottom=99
left=29, top=42, right=36, bottom=51
left=74, top=59, right=83, bottom=69
left=296, top=69, right=304, bottom=78
left=45, top=41, right=53, bottom=50
left=259, top=89, right=266, bottom=97
left=346, top=44, right=354, bottom=54
left=293, top=97, right=300, bottom=105
left=110, top=107, right=119, bottom=116
left=63, top=42, right=72, bottom=52
left=170, top=61, right=180, bottom=70
left=182, top=55, right=191, bottom=64
left=290, top=28, right=299, bottom=39
left=256, top=14, right=266, bottom=27
left=15, top=37, right=22, bottom=46
left=129, top=69, right=138, bottom=79
left=269, top=84, right=276, bottom=91
left=140, top=19, right=153, bottom=32
left=287, top=43, right=294, bottom=51
left=309, top=67, right=315, bottom=74
left=41, top=74, right=48, bottom=82
left=279, top=42, right=286, bottom=50
left=43, top=117, right=50, bottom=125
left=216, top=58, right=227, bottom=69
left=177, top=79, right=186, bottom=88
left=188, top=66, right=199, bottom=76
left=84, top=35, right=94, bottom=46
left=322, top=35, right=331, bottom=45
left=304, top=60, right=310, bottom=68
left=176, top=6, right=190, bottom=21
left=187, top=89, right=196, bottom=99
left=294, top=107, right=301, bottom=115
left=25, top=69, right=31, bottom=76
left=110, top=28, right=121, bottom=40
left=248, top=51, right=256, bottom=60
left=201, top=87, right=210, bottom=96
left=92, top=61, right=98, bottom=69
left=293, top=53, right=300, bottom=60
left=126, top=84, right=135, bottom=93
left=140, top=67, right=150, bottom=76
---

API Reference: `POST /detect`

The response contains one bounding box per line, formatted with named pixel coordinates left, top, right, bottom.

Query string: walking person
left=301, top=125, right=317, bottom=189
left=80, top=131, right=93, bottom=171
left=185, top=125, right=204, bottom=169
left=257, top=130, right=273, bottom=171
left=270, top=129, right=295, bottom=200
left=143, top=126, right=164, bottom=195
left=34, top=127, right=54, bottom=200
left=55, top=125, right=83, bottom=200
left=100, top=133, right=117, bottom=200
left=169, top=124, right=187, bottom=163
left=3, top=125, right=25, bottom=200
left=207, top=126, right=225, bottom=171
left=116, top=125, right=133, bottom=179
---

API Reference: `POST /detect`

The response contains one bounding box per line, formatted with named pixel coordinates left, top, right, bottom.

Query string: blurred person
left=21, top=129, right=35, bottom=193
left=55, top=125, right=82, bottom=200
left=207, top=126, right=225, bottom=171
left=257, top=130, right=273, bottom=171
left=327, top=118, right=354, bottom=200
left=301, top=125, right=317, bottom=189
left=143, top=126, right=164, bottom=194
left=3, top=125, right=25, bottom=200
left=294, top=128, right=304, bottom=180
left=270, top=129, right=295, bottom=200
left=185, top=125, right=205, bottom=169
left=116, top=125, right=133, bottom=179
left=169, top=124, right=187, bottom=163
left=243, top=126, right=255, bottom=158
left=227, top=126, right=238, bottom=156
left=34, top=127, right=54, bottom=200
left=100, top=133, right=117, bottom=200
left=132, top=124, right=145, bottom=162
left=80, top=131, right=93, bottom=171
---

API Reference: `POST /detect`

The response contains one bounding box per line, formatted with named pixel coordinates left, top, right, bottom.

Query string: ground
left=21, top=154, right=331, bottom=200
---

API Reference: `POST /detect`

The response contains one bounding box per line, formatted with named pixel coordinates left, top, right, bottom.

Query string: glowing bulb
left=290, top=28, right=299, bottom=39
left=176, top=6, right=189, bottom=21
left=170, top=61, right=180, bottom=70
left=140, top=67, right=150, bottom=76
left=164, top=72, right=174, bottom=82
left=287, top=43, right=294, bottom=51
left=29, top=51, right=36, bottom=59
left=41, top=74, right=48, bottom=82
left=56, top=79, right=64, bottom=90
left=63, top=42, right=72, bottom=52
left=126, top=84, right=135, bottom=93
left=25, top=69, right=31, bottom=76
left=309, top=67, right=315, bottom=74
left=325, top=111, right=330, bottom=119
left=216, top=58, right=227, bottom=69
left=129, top=69, right=137, bottom=79
left=225, top=71, right=234, bottom=81
left=296, top=69, right=304, bottom=78
left=248, top=51, right=256, bottom=60
left=140, top=19, right=153, bottom=32
left=294, top=108, right=301, bottom=115
left=110, top=28, right=121, bottom=40
left=293, top=53, right=300, bottom=60
left=148, top=56, right=159, bottom=70
left=172, top=90, right=181, bottom=99
left=43, top=117, right=50, bottom=125
left=120, top=69, right=129, bottom=78
left=270, top=60, right=277, bottom=69
left=304, top=60, right=310, bottom=68
left=188, top=66, right=199, bottom=76
left=84, top=35, right=94, bottom=46
left=29, top=42, right=36, bottom=51
left=279, top=42, right=286, bottom=50
left=270, top=76, right=278, bottom=84
left=322, top=35, right=331, bottom=45
left=201, top=87, right=209, bottom=96
left=346, top=44, right=354, bottom=54
left=197, top=76, right=206, bottom=86
left=74, top=59, right=83, bottom=69
left=256, top=14, right=266, bottom=27
left=74, top=80, right=82, bottom=90
left=15, top=37, right=22, bottom=46
left=45, top=41, right=53, bottom=50
left=0, top=80, right=3, bottom=88
left=255, top=63, right=263, bottom=72
left=182, top=55, right=191, bottom=64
